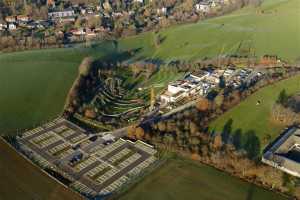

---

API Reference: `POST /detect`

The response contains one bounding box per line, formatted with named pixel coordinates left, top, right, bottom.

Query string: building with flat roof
left=48, top=9, right=75, bottom=19
left=159, top=68, right=260, bottom=105
left=160, top=73, right=210, bottom=103
left=262, top=127, right=300, bottom=177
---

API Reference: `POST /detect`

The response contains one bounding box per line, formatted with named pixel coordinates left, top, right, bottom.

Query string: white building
left=71, top=28, right=85, bottom=36
left=8, top=23, right=17, bottom=30
left=160, top=74, right=209, bottom=103
left=5, top=16, right=16, bottom=23
left=0, top=23, right=6, bottom=31
left=160, top=68, right=238, bottom=104
left=48, top=10, right=75, bottom=19
left=195, top=0, right=218, bottom=13
left=157, top=7, right=167, bottom=15
left=262, top=127, right=300, bottom=178
left=16, top=15, right=30, bottom=22
left=133, top=0, right=144, bottom=3
left=195, top=2, right=211, bottom=13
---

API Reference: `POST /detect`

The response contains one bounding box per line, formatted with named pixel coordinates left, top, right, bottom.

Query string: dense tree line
left=127, top=65, right=300, bottom=197
left=0, top=0, right=263, bottom=52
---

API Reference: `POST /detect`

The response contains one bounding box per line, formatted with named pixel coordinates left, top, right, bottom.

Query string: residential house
left=61, top=16, right=76, bottom=23
left=71, top=28, right=85, bottom=36
left=112, top=12, right=123, bottom=18
left=5, top=16, right=16, bottom=23
left=0, top=23, right=7, bottom=31
left=103, top=1, right=112, bottom=11
left=211, top=0, right=217, bottom=8
left=8, top=23, right=17, bottom=30
left=86, top=28, right=97, bottom=38
left=17, top=15, right=30, bottom=22
left=86, top=6, right=95, bottom=14
left=47, top=0, right=55, bottom=7
left=48, top=9, right=75, bottom=19
left=157, top=7, right=167, bottom=15
left=195, top=2, right=211, bottom=13
left=80, top=8, right=87, bottom=15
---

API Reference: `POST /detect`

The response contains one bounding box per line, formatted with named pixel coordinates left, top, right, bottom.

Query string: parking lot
left=18, top=118, right=158, bottom=197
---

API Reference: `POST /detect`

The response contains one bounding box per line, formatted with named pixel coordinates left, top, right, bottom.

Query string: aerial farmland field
left=120, top=157, right=289, bottom=200
left=0, top=0, right=299, bottom=135
left=119, top=0, right=300, bottom=62
left=209, top=74, right=300, bottom=149
left=0, top=0, right=299, bottom=199
left=0, top=42, right=116, bottom=135
left=0, top=138, right=83, bottom=200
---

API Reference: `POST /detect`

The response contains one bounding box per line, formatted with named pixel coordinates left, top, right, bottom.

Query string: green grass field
left=0, top=42, right=117, bottom=135
left=0, top=0, right=298, bottom=199
left=118, top=0, right=300, bottom=62
left=0, top=0, right=299, bottom=135
left=120, top=157, right=288, bottom=200
left=210, top=74, right=300, bottom=148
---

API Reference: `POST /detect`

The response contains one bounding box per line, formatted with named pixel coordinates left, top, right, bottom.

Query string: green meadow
left=119, top=0, right=300, bottom=62
left=210, top=74, right=300, bottom=148
left=0, top=0, right=299, bottom=134
left=0, top=0, right=299, bottom=199
left=0, top=43, right=116, bottom=134
left=120, top=157, right=289, bottom=200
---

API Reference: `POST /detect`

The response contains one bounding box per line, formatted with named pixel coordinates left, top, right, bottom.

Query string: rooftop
left=263, top=127, right=300, bottom=177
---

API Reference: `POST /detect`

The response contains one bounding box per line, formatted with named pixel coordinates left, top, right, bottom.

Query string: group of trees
left=127, top=125, right=145, bottom=140
left=138, top=95, right=261, bottom=161
left=272, top=89, right=300, bottom=126
left=0, top=0, right=254, bottom=52
left=65, top=57, right=99, bottom=115
left=0, top=0, right=48, bottom=20
left=65, top=56, right=163, bottom=130
left=129, top=62, right=158, bottom=79
left=0, top=0, right=269, bottom=53
left=124, top=65, right=300, bottom=197
left=0, top=32, right=64, bottom=52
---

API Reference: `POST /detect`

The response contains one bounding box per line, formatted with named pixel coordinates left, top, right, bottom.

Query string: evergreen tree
left=277, top=89, right=288, bottom=105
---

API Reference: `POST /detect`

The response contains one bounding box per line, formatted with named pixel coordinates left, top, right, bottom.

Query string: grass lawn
left=209, top=74, right=300, bottom=148
left=0, top=42, right=116, bottom=135
left=0, top=0, right=299, bottom=135
left=120, top=157, right=288, bottom=200
left=0, top=0, right=298, bottom=199
left=0, top=138, right=83, bottom=200
left=118, top=0, right=300, bottom=62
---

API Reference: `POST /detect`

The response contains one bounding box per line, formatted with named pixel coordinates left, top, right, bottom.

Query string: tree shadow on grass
left=243, top=130, right=261, bottom=161
left=221, top=119, right=261, bottom=161
left=246, top=185, right=255, bottom=200
left=221, top=118, right=233, bottom=144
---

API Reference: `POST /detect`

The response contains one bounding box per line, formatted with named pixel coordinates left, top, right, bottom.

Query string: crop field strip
left=120, top=157, right=289, bottom=200
left=0, top=1, right=299, bottom=199
left=0, top=138, right=83, bottom=200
